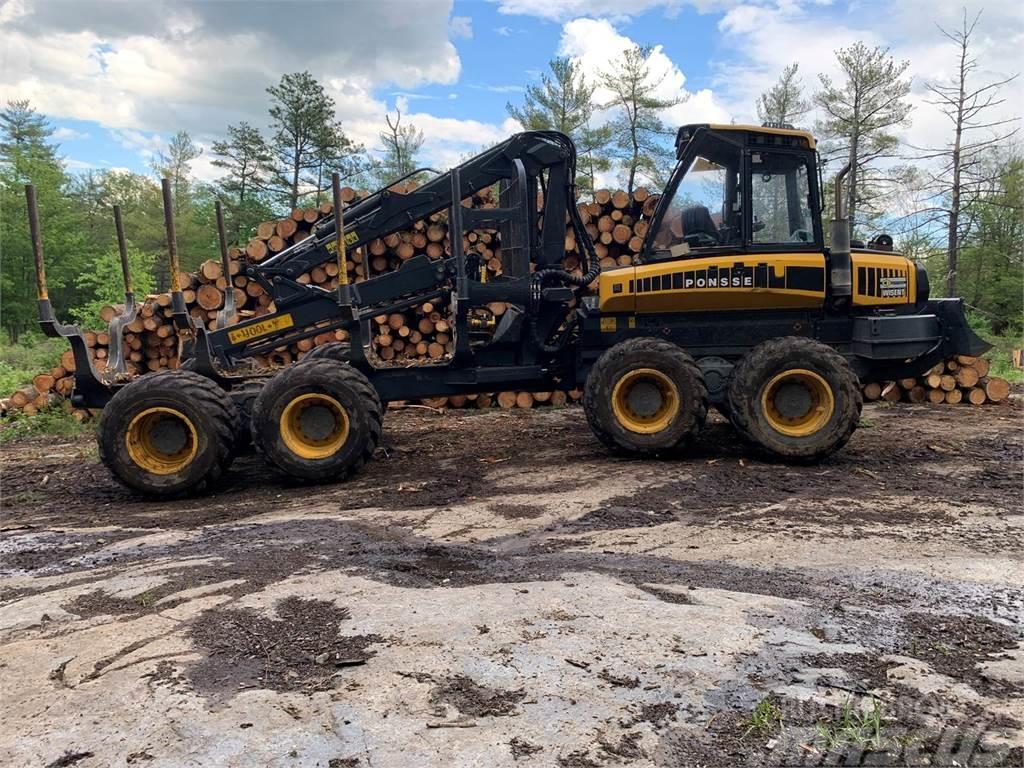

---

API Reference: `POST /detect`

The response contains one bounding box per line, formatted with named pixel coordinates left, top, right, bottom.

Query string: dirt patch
left=638, top=701, right=680, bottom=727
left=0, top=528, right=139, bottom=576
left=62, top=589, right=153, bottom=619
left=802, top=652, right=895, bottom=692
left=598, top=668, right=640, bottom=688
left=509, top=737, right=544, bottom=760
left=637, top=584, right=694, bottom=605
left=556, top=751, right=601, bottom=768
left=429, top=674, right=526, bottom=717
left=186, top=597, right=383, bottom=699
left=45, top=752, right=94, bottom=768
left=896, top=612, right=1022, bottom=694
left=490, top=503, right=546, bottom=520
left=598, top=731, right=644, bottom=759
left=560, top=505, right=676, bottom=532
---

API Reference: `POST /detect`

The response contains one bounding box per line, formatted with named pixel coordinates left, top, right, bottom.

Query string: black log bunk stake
left=160, top=178, right=193, bottom=334
left=214, top=201, right=235, bottom=331
left=105, top=204, right=139, bottom=374
left=25, top=184, right=114, bottom=405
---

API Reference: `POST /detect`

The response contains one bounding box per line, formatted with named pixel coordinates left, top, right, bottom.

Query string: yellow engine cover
left=850, top=251, right=918, bottom=306
left=597, top=251, right=918, bottom=314
left=599, top=253, right=827, bottom=314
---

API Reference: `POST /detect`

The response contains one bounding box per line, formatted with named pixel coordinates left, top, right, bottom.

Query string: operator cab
left=646, top=123, right=822, bottom=261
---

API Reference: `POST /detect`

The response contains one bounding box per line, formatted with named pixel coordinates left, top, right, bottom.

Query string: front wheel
left=584, top=338, right=708, bottom=455
left=727, top=337, right=862, bottom=461
left=251, top=359, right=382, bottom=482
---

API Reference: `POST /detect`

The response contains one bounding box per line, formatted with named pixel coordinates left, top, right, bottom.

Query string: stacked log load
left=862, top=356, right=1010, bottom=406
left=1, top=186, right=660, bottom=418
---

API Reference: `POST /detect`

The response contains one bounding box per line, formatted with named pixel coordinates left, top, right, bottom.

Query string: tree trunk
left=945, top=32, right=968, bottom=298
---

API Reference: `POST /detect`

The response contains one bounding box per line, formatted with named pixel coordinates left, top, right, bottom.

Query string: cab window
left=652, top=135, right=742, bottom=254
left=750, top=152, right=815, bottom=245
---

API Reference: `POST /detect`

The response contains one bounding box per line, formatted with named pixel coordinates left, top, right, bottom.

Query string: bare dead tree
left=908, top=9, right=1019, bottom=296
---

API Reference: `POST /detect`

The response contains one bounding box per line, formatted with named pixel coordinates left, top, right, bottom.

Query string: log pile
left=3, top=186, right=663, bottom=418
left=862, top=356, right=1011, bottom=406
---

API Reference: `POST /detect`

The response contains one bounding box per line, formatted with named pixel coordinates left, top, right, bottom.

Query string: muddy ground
left=0, top=401, right=1021, bottom=768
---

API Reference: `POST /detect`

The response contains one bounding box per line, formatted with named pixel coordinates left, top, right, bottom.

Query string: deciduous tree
left=911, top=11, right=1019, bottom=295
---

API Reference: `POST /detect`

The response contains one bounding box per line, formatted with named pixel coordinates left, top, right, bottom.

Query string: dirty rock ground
left=0, top=402, right=1021, bottom=767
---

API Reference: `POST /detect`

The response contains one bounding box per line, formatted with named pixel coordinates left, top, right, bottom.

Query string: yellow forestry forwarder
left=25, top=123, right=987, bottom=497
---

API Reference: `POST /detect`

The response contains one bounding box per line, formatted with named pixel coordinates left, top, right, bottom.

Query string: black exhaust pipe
left=829, top=162, right=852, bottom=300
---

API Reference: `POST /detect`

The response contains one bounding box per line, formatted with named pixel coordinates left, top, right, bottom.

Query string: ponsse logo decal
left=630, top=263, right=825, bottom=295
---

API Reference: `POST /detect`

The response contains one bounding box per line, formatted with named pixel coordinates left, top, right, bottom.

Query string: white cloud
left=0, top=1, right=463, bottom=147
left=108, top=128, right=165, bottom=159
left=494, top=26, right=513, bottom=36
left=558, top=18, right=732, bottom=127
left=469, top=83, right=527, bottom=93
left=713, top=0, right=1023, bottom=161
left=450, top=15, right=473, bottom=38
left=496, top=0, right=728, bottom=22
left=64, top=157, right=97, bottom=170
left=53, top=126, right=90, bottom=141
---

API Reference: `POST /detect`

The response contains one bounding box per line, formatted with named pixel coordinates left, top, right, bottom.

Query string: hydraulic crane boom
left=182, top=130, right=591, bottom=385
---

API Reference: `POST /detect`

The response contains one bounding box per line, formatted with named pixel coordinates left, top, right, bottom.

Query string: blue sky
left=2, top=0, right=1020, bottom=187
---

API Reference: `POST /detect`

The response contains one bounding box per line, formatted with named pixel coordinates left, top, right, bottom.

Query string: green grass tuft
left=816, top=697, right=888, bottom=752
left=0, top=333, right=69, bottom=395
left=744, top=696, right=785, bottom=738
left=0, top=407, right=92, bottom=444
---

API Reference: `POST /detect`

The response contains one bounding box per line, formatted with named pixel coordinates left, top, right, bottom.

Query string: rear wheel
left=98, top=370, right=238, bottom=497
left=301, top=343, right=388, bottom=413
left=301, top=342, right=351, bottom=363
left=727, top=337, right=861, bottom=461
left=584, top=338, right=708, bottom=455
left=252, top=359, right=382, bottom=482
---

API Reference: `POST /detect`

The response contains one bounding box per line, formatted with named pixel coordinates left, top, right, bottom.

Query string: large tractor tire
left=179, top=357, right=263, bottom=455
left=98, top=370, right=239, bottom=497
left=251, top=358, right=382, bottom=482
left=727, top=337, right=862, bottom=461
left=584, top=338, right=708, bottom=455
left=301, top=342, right=388, bottom=413
left=301, top=342, right=350, bottom=363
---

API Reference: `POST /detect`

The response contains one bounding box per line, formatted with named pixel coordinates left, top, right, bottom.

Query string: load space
left=22, top=125, right=988, bottom=497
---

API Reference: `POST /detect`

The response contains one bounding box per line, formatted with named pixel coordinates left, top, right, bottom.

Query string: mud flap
left=927, top=298, right=991, bottom=358
left=850, top=298, right=991, bottom=381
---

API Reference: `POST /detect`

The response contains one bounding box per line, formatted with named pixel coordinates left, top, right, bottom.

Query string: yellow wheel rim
left=611, top=368, right=681, bottom=434
left=279, top=393, right=350, bottom=460
left=761, top=369, right=835, bottom=437
left=125, top=407, right=199, bottom=475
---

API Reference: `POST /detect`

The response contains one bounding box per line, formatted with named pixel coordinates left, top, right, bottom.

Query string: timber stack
left=1, top=186, right=660, bottom=418
left=862, top=355, right=1011, bottom=406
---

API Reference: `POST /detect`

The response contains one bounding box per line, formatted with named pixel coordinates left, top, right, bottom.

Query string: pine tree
left=211, top=122, right=270, bottom=207
left=815, top=43, right=913, bottom=239
left=599, top=46, right=681, bottom=194
left=267, top=72, right=345, bottom=209
left=149, top=130, right=203, bottom=286
left=507, top=56, right=611, bottom=196
left=756, top=63, right=810, bottom=127
left=211, top=122, right=275, bottom=240
left=0, top=100, right=74, bottom=342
